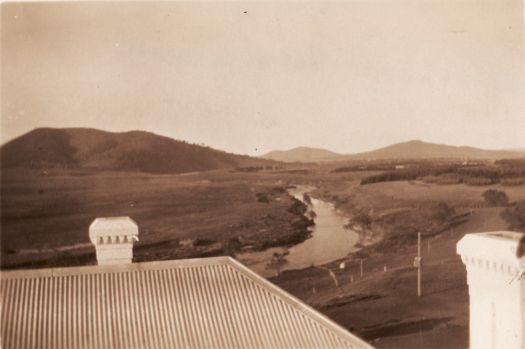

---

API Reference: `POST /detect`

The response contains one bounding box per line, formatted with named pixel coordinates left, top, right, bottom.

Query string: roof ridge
left=0, top=256, right=232, bottom=280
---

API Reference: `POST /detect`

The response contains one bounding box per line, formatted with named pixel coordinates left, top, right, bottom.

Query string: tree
left=429, top=202, right=456, bottom=221
left=265, top=251, right=289, bottom=276
left=303, top=193, right=313, bottom=206
left=502, top=201, right=525, bottom=232
left=350, top=213, right=372, bottom=229
left=223, top=237, right=242, bottom=257
left=256, top=192, right=270, bottom=203
left=482, top=189, right=509, bottom=207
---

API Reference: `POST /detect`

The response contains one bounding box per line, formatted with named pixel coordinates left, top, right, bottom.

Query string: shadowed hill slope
left=1, top=128, right=272, bottom=173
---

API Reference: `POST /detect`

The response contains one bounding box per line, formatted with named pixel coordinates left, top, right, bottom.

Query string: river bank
left=238, top=185, right=360, bottom=277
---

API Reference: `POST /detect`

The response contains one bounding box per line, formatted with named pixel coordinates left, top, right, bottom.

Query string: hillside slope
left=261, top=147, right=342, bottom=162
left=1, top=128, right=271, bottom=173
left=346, top=140, right=524, bottom=160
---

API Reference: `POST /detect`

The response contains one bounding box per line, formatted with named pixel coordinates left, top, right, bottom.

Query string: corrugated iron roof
left=1, top=256, right=373, bottom=349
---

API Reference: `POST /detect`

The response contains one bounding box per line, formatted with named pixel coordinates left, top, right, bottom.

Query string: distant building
left=1, top=217, right=373, bottom=349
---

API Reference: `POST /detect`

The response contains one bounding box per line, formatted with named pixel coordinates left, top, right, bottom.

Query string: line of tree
left=360, top=163, right=525, bottom=185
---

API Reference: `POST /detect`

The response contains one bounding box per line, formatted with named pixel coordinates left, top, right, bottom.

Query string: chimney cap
left=457, top=231, right=525, bottom=268
left=89, top=216, right=138, bottom=242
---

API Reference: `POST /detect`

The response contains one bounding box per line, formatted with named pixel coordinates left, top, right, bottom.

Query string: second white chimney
left=89, top=216, right=139, bottom=265
left=457, top=231, right=525, bottom=349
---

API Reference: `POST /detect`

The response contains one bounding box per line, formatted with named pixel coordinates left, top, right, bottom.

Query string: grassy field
left=1, top=168, right=313, bottom=268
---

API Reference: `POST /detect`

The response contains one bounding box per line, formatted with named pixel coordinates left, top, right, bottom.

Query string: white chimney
left=89, top=216, right=139, bottom=265
left=457, top=231, right=525, bottom=349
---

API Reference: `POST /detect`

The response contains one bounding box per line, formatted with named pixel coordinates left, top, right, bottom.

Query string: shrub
left=222, top=237, right=242, bottom=256
left=482, top=189, right=509, bottom=207
left=256, top=192, right=270, bottom=203
left=501, top=201, right=525, bottom=232
left=302, top=193, right=312, bottom=205
left=287, top=198, right=307, bottom=215
left=265, top=251, right=289, bottom=276
left=193, top=238, right=215, bottom=247
left=429, top=202, right=456, bottom=221
left=350, top=213, right=372, bottom=229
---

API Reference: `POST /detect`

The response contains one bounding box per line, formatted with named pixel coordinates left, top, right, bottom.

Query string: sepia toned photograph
left=1, top=1, right=524, bottom=348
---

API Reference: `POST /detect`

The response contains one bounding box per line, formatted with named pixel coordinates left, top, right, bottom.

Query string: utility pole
left=360, top=259, right=363, bottom=277
left=414, top=232, right=422, bottom=297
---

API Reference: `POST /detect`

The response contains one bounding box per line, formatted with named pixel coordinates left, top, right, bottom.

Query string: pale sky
left=2, top=1, right=524, bottom=155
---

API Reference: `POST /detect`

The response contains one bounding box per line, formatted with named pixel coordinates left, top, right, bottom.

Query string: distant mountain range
left=3, top=129, right=523, bottom=173
left=261, top=140, right=525, bottom=162
left=1, top=128, right=272, bottom=173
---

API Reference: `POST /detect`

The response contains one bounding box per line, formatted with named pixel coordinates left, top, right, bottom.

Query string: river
left=237, top=185, right=360, bottom=277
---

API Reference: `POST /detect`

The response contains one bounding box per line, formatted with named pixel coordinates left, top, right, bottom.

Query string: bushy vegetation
left=265, top=251, right=290, bottom=276
left=256, top=187, right=287, bottom=203
left=192, top=238, right=215, bottom=246
left=501, top=201, right=525, bottom=232
left=302, top=193, right=313, bottom=205
left=348, top=213, right=372, bottom=229
left=256, top=192, right=270, bottom=203
left=482, top=189, right=509, bottom=207
left=222, top=237, right=242, bottom=256
left=360, top=161, right=525, bottom=186
left=232, top=166, right=265, bottom=172
left=287, top=197, right=308, bottom=216
left=429, top=202, right=456, bottom=221
left=360, top=166, right=454, bottom=185
left=232, top=166, right=279, bottom=173
left=331, top=160, right=436, bottom=173
left=332, top=164, right=395, bottom=173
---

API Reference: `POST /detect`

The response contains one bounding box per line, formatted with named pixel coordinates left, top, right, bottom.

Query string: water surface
left=238, top=186, right=359, bottom=277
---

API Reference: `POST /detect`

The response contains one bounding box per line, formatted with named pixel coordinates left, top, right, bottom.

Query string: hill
left=346, top=140, right=525, bottom=160
left=261, top=147, right=342, bottom=163
left=262, top=140, right=525, bottom=163
left=1, top=128, right=272, bottom=173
